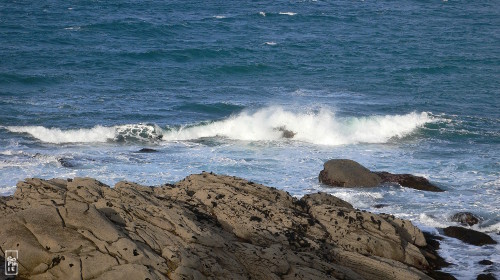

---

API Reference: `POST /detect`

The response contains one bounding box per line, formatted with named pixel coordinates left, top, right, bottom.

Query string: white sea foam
left=4, top=123, right=164, bottom=144
left=163, top=107, right=433, bottom=145
left=5, top=107, right=433, bottom=145
left=259, top=11, right=266, bottom=17
left=279, top=12, right=297, bottom=16
left=0, top=186, right=16, bottom=195
left=213, top=15, right=226, bottom=19
left=6, top=125, right=116, bottom=144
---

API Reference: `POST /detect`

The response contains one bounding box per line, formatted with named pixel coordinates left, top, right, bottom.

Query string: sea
left=0, top=0, right=498, bottom=278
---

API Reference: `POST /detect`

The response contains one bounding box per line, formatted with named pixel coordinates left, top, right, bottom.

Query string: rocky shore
left=0, top=172, right=456, bottom=279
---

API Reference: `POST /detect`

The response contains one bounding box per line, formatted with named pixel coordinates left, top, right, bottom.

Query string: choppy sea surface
left=1, top=1, right=499, bottom=278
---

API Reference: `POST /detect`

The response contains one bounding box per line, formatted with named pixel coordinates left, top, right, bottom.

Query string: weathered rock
left=319, top=159, right=442, bottom=191
left=450, top=212, right=481, bottom=226
left=443, top=226, right=497, bottom=246
left=319, top=159, right=382, bottom=187
left=0, top=173, right=444, bottom=279
left=374, top=172, right=443, bottom=192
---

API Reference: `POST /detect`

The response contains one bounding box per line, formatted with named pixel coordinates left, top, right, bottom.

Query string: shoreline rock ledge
left=0, top=173, right=451, bottom=279
left=319, top=159, right=443, bottom=192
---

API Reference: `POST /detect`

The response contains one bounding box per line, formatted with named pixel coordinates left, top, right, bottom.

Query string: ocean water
left=1, top=0, right=499, bottom=278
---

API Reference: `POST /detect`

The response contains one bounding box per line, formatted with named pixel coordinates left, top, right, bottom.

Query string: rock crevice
left=0, top=173, right=447, bottom=279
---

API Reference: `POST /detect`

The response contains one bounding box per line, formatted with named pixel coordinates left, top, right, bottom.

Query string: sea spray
left=5, top=107, right=434, bottom=145
left=162, top=107, right=434, bottom=145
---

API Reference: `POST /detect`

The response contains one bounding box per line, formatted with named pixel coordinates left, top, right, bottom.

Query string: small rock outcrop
left=374, top=172, right=443, bottom=192
left=450, top=212, right=481, bottom=226
left=443, top=226, right=497, bottom=246
left=478, top=260, right=493, bottom=266
left=0, top=173, right=444, bottom=280
left=319, top=159, right=443, bottom=192
left=275, top=126, right=296, bottom=139
left=319, top=159, right=382, bottom=187
left=136, top=148, right=158, bottom=153
left=477, top=273, right=497, bottom=280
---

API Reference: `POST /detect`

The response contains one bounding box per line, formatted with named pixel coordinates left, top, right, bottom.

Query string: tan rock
left=0, top=172, right=441, bottom=279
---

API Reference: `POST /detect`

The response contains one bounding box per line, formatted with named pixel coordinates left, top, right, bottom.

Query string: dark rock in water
left=57, top=157, right=76, bottom=168
left=427, top=271, right=458, bottom=280
left=373, top=204, right=389, bottom=209
left=477, top=273, right=497, bottom=280
left=421, top=232, right=452, bottom=270
left=319, top=159, right=443, bottom=192
left=275, top=126, right=296, bottom=139
left=443, top=226, right=497, bottom=246
left=136, top=148, right=158, bottom=153
left=374, top=171, right=443, bottom=192
left=319, top=159, right=382, bottom=187
left=479, top=260, right=493, bottom=265
left=450, top=212, right=481, bottom=226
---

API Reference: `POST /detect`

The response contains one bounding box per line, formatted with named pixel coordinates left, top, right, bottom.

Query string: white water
left=164, top=107, right=433, bottom=145
left=4, top=107, right=434, bottom=145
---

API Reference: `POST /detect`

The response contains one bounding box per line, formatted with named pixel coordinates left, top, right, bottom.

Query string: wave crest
left=163, top=107, right=433, bottom=145
left=4, top=107, right=433, bottom=145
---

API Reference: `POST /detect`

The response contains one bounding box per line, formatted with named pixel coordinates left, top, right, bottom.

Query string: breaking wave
left=4, top=124, right=163, bottom=144
left=163, top=107, right=433, bottom=145
left=4, top=107, right=434, bottom=145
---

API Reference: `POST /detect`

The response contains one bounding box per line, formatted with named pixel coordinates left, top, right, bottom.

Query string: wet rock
left=275, top=126, right=296, bottom=139
left=57, top=157, right=76, bottom=168
left=374, top=171, right=443, bottom=192
left=443, top=226, right=497, bottom=246
left=373, top=204, right=389, bottom=209
left=319, top=159, right=382, bottom=187
left=478, top=260, right=493, bottom=265
left=136, top=148, right=158, bottom=153
left=319, top=159, right=443, bottom=191
left=427, top=271, right=457, bottom=280
left=0, top=173, right=443, bottom=279
left=421, top=232, right=452, bottom=274
left=450, top=212, right=481, bottom=226
left=477, top=273, right=497, bottom=280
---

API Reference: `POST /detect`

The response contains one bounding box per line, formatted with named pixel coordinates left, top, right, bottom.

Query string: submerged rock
left=443, top=226, right=497, bottom=246
left=450, top=212, right=481, bottom=226
left=0, top=173, right=446, bottom=279
left=136, top=148, right=158, bottom=153
left=319, top=159, right=443, bottom=192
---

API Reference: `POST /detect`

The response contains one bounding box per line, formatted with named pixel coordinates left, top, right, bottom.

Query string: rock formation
left=319, top=159, right=443, bottom=192
left=318, top=159, right=382, bottom=187
left=442, top=226, right=497, bottom=246
left=450, top=212, right=481, bottom=227
left=0, top=173, right=447, bottom=279
left=275, top=126, right=296, bottom=139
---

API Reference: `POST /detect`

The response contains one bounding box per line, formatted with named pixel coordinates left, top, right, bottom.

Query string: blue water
left=1, top=1, right=499, bottom=278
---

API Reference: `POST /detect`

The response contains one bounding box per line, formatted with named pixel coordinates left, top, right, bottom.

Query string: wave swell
left=4, top=107, right=433, bottom=145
